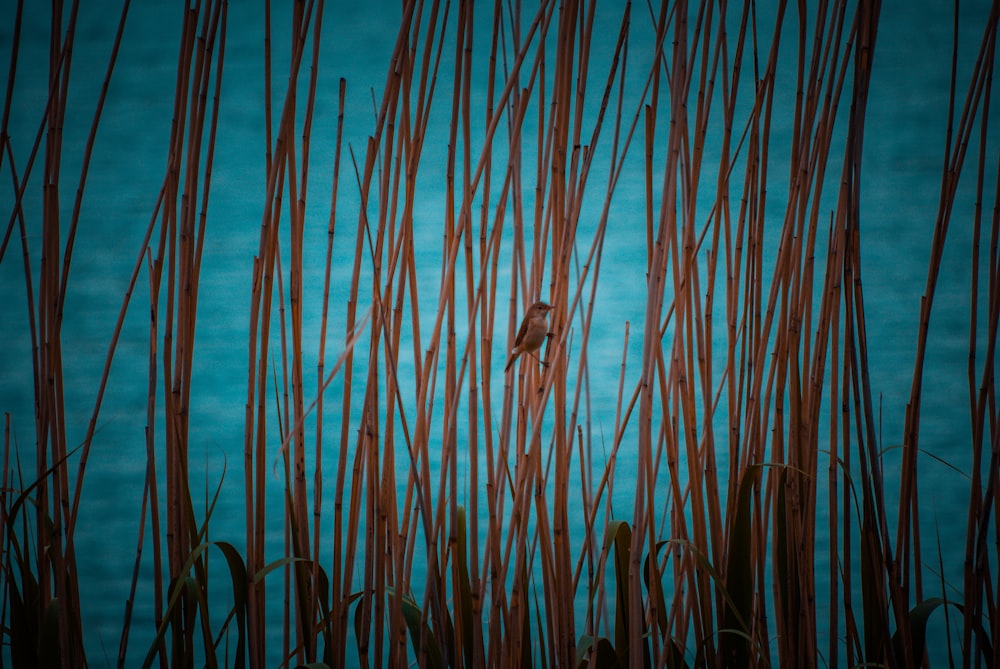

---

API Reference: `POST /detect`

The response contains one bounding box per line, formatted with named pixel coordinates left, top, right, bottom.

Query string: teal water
left=1, top=1, right=996, bottom=665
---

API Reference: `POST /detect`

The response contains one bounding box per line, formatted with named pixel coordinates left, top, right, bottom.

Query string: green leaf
left=314, top=565, right=335, bottom=667
left=577, top=635, right=621, bottom=668
left=605, top=520, right=631, bottom=669
left=859, top=522, right=885, bottom=664
left=773, top=469, right=789, bottom=625
left=213, top=541, right=248, bottom=669
left=643, top=541, right=669, bottom=637
left=661, top=538, right=768, bottom=666
left=8, top=546, right=40, bottom=668
left=891, top=597, right=944, bottom=665
left=353, top=593, right=366, bottom=661
left=252, top=555, right=310, bottom=583
left=40, top=598, right=61, bottom=669
left=721, top=466, right=756, bottom=668
left=397, top=593, right=443, bottom=669
left=2, top=443, right=83, bottom=534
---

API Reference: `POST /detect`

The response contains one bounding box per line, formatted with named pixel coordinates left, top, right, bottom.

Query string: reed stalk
left=2, top=1, right=998, bottom=667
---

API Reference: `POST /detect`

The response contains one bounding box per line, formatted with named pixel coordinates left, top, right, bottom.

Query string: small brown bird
left=504, top=301, right=553, bottom=372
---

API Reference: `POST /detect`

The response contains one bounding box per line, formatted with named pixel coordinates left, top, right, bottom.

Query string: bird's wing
left=513, top=314, right=530, bottom=348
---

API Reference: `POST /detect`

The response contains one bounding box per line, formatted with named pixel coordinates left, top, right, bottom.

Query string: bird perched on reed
left=504, top=301, right=553, bottom=372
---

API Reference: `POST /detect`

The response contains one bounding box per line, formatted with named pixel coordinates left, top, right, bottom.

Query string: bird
left=504, top=301, right=553, bottom=372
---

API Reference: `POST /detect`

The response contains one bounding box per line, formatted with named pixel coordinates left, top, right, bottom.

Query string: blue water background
left=1, top=0, right=996, bottom=665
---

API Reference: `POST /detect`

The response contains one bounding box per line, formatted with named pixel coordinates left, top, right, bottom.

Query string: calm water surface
left=0, top=0, right=995, bottom=665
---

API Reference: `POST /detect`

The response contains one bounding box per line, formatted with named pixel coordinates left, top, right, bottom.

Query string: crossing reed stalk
left=2, top=1, right=999, bottom=667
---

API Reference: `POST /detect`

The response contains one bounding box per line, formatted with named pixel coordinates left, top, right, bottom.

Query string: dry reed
left=2, top=0, right=999, bottom=667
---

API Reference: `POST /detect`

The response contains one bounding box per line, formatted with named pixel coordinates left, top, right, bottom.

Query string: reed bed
left=2, top=0, right=999, bottom=667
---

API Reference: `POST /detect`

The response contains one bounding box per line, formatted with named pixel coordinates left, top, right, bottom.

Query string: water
left=1, top=0, right=996, bottom=665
